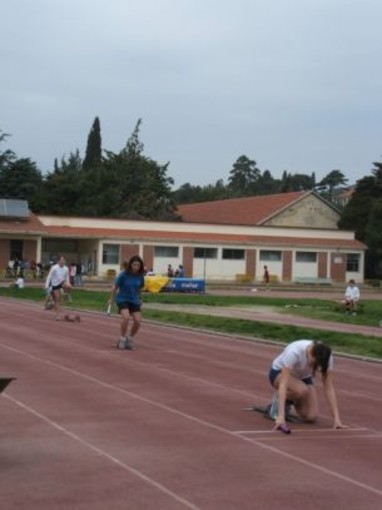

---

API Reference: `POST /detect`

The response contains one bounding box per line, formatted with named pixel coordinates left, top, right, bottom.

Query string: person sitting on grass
left=268, top=339, right=347, bottom=431
left=343, top=279, right=360, bottom=315
left=10, top=276, right=25, bottom=289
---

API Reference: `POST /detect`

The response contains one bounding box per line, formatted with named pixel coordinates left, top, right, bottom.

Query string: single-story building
left=0, top=191, right=366, bottom=283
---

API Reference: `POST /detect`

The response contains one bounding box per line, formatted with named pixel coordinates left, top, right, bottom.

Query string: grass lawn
left=1, top=286, right=381, bottom=359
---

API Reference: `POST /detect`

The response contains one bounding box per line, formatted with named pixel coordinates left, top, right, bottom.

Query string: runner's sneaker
left=268, top=393, right=279, bottom=420
left=126, top=336, right=135, bottom=350
left=117, top=336, right=127, bottom=349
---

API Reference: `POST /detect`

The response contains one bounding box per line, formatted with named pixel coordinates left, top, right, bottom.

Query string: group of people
left=39, top=253, right=350, bottom=432
left=106, top=254, right=348, bottom=432
left=167, top=264, right=185, bottom=278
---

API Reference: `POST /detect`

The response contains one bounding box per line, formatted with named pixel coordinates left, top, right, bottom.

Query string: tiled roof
left=0, top=213, right=47, bottom=234
left=44, top=225, right=365, bottom=250
left=176, top=191, right=308, bottom=226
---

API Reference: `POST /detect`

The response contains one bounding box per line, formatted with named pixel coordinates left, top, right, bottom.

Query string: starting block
left=244, top=404, right=304, bottom=424
left=0, top=377, right=16, bottom=394
left=64, top=314, right=81, bottom=323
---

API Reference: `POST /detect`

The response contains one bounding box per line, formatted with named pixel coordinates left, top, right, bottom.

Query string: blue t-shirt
left=115, top=271, right=145, bottom=305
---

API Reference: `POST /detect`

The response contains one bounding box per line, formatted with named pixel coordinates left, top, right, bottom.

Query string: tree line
left=1, top=118, right=381, bottom=277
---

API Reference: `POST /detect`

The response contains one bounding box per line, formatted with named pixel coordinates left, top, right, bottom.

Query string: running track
left=1, top=298, right=381, bottom=510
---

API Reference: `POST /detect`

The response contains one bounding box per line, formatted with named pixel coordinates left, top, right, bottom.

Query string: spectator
left=75, top=262, right=83, bottom=286
left=263, top=265, right=270, bottom=290
left=13, top=258, right=20, bottom=277
left=343, top=279, right=360, bottom=315
left=167, top=264, right=174, bottom=277
left=11, top=276, right=25, bottom=289
left=174, top=264, right=185, bottom=278
left=69, top=263, right=77, bottom=286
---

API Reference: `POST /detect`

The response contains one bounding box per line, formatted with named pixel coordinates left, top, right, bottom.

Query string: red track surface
left=1, top=298, right=381, bottom=510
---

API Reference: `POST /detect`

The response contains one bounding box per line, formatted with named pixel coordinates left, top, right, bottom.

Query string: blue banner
left=163, top=278, right=205, bottom=293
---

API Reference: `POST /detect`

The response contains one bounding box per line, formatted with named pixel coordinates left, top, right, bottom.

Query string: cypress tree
left=83, top=117, right=102, bottom=170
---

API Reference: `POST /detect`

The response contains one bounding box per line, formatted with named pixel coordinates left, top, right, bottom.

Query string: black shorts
left=117, top=302, right=141, bottom=314
left=52, top=282, right=64, bottom=291
left=269, top=368, right=314, bottom=387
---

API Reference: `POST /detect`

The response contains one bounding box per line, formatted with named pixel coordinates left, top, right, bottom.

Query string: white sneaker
left=117, top=337, right=127, bottom=349
left=126, top=336, right=136, bottom=350
left=268, top=393, right=279, bottom=420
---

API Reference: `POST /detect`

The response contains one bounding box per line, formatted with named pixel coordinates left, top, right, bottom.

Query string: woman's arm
left=322, top=372, right=347, bottom=429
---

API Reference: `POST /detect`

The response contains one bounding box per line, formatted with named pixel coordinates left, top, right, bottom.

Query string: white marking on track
left=2, top=343, right=382, bottom=498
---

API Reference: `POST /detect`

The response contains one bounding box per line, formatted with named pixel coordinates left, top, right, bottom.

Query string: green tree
left=39, top=150, right=83, bottom=215
left=0, top=158, right=43, bottom=210
left=0, top=130, right=16, bottom=170
left=101, top=119, right=176, bottom=219
left=82, top=117, right=102, bottom=170
left=338, top=176, right=377, bottom=241
left=256, top=169, right=280, bottom=195
left=316, top=169, right=348, bottom=203
left=364, top=198, right=382, bottom=276
left=228, top=155, right=261, bottom=196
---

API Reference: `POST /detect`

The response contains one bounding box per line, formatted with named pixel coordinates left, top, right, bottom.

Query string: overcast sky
left=1, top=0, right=382, bottom=187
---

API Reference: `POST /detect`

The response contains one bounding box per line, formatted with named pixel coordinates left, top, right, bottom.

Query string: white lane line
left=3, top=394, right=201, bottom=510
left=2, top=344, right=382, bottom=498
left=233, top=427, right=369, bottom=435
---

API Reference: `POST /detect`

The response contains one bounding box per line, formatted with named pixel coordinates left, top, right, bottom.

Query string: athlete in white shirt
left=45, top=256, right=71, bottom=320
left=269, top=339, right=346, bottom=431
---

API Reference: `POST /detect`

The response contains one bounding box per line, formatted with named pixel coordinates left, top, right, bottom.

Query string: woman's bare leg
left=274, top=374, right=318, bottom=422
left=120, top=309, right=130, bottom=337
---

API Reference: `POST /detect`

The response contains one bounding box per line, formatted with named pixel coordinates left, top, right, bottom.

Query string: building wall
left=23, top=239, right=37, bottom=263
left=0, top=239, right=10, bottom=269
left=265, top=194, right=340, bottom=229
left=143, top=245, right=154, bottom=272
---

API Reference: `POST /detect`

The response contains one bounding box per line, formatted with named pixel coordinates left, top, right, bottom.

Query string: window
left=10, top=240, right=23, bottom=260
left=102, top=244, right=120, bottom=264
left=346, top=253, right=360, bottom=272
left=194, top=247, right=218, bottom=259
left=222, top=249, right=245, bottom=260
left=154, top=246, right=179, bottom=258
left=296, top=251, right=317, bottom=263
left=259, top=250, right=282, bottom=261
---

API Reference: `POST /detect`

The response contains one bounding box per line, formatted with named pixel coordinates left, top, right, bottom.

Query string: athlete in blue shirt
left=108, top=255, right=145, bottom=350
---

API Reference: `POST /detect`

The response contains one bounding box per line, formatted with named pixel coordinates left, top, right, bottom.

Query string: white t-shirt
left=345, top=285, right=360, bottom=301
left=46, top=264, right=69, bottom=288
left=16, top=278, right=25, bottom=289
left=272, top=339, right=334, bottom=379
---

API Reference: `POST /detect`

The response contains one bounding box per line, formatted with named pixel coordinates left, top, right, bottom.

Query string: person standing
left=108, top=255, right=145, bottom=350
left=263, top=265, right=270, bottom=290
left=268, top=339, right=346, bottom=431
left=45, top=256, right=71, bottom=320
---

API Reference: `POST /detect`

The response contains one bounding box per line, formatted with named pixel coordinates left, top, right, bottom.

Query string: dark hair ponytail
left=312, top=341, right=331, bottom=375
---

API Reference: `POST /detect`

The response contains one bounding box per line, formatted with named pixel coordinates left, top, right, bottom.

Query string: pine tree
left=83, top=117, right=102, bottom=170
